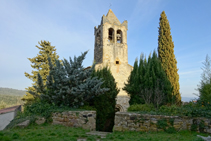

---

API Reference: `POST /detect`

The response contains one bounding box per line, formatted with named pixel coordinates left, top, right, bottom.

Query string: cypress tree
left=22, top=40, right=59, bottom=103
left=91, top=66, right=119, bottom=132
left=124, top=50, right=173, bottom=107
left=158, top=11, right=181, bottom=103
left=151, top=50, right=173, bottom=105
left=123, top=58, right=144, bottom=105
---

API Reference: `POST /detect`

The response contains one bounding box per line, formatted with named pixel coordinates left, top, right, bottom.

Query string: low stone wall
left=114, top=112, right=211, bottom=133
left=52, top=111, right=96, bottom=131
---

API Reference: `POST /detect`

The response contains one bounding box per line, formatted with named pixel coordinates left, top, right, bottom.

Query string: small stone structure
left=94, top=9, right=133, bottom=112
left=52, top=111, right=96, bottom=131
left=0, top=105, right=22, bottom=130
left=114, top=112, right=211, bottom=133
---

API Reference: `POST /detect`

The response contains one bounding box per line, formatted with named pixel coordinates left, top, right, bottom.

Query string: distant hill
left=181, top=97, right=198, bottom=102
left=0, top=87, right=26, bottom=96
left=0, top=87, right=25, bottom=109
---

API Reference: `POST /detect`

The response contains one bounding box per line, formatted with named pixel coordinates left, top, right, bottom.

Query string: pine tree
left=158, top=11, right=181, bottom=103
left=30, top=51, right=109, bottom=108
left=22, top=40, right=59, bottom=103
left=91, top=67, right=119, bottom=132
left=196, top=55, right=211, bottom=102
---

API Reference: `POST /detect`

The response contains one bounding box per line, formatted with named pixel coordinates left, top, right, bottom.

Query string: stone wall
left=114, top=112, right=211, bottom=134
left=52, top=111, right=96, bottom=131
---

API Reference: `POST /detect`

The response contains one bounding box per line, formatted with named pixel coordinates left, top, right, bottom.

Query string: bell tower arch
left=94, top=9, right=133, bottom=111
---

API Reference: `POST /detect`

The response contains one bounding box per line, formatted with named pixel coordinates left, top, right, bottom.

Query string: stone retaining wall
left=52, top=111, right=96, bottom=131
left=113, top=112, right=211, bottom=133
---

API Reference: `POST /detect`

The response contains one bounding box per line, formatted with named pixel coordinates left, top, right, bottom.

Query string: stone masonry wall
left=114, top=112, right=211, bottom=134
left=52, top=111, right=96, bottom=131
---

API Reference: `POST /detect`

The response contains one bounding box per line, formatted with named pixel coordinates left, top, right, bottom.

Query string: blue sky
left=0, top=0, right=210, bottom=100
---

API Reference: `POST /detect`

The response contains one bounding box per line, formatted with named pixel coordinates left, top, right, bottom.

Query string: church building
left=94, top=9, right=133, bottom=111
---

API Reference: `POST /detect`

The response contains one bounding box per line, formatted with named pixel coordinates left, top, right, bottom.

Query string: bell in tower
left=94, top=9, right=133, bottom=112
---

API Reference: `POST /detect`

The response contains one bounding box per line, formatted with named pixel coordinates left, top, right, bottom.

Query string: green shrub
left=157, top=119, right=168, bottom=130
left=24, top=101, right=54, bottom=119
left=191, top=124, right=198, bottom=132
left=128, top=104, right=155, bottom=112
left=90, top=67, right=119, bottom=132
left=159, top=105, right=178, bottom=115
left=79, top=105, right=96, bottom=111
left=165, top=127, right=176, bottom=133
left=128, top=102, right=211, bottom=118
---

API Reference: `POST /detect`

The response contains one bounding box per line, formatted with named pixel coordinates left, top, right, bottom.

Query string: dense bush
left=29, top=51, right=109, bottom=108
left=127, top=104, right=155, bottom=112
left=127, top=101, right=211, bottom=118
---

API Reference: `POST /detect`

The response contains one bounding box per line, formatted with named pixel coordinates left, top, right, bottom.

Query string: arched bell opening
left=108, top=28, right=114, bottom=43
left=116, top=30, right=122, bottom=43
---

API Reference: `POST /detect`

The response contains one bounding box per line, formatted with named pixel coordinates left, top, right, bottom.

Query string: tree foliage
left=158, top=11, right=181, bottom=103
left=29, top=51, right=109, bottom=108
left=196, top=55, right=211, bottom=102
left=23, top=41, right=59, bottom=103
left=124, top=50, right=174, bottom=108
left=90, top=66, right=119, bottom=132
left=123, top=57, right=144, bottom=105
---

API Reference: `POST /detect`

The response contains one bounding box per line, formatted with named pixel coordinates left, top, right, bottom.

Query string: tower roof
left=99, top=9, right=128, bottom=30
left=105, top=9, right=121, bottom=25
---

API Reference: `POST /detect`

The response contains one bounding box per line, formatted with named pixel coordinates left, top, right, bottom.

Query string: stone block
left=63, top=117, right=69, bottom=122
left=133, top=123, right=139, bottom=128
left=157, top=129, right=164, bottom=132
left=140, top=126, right=148, bottom=130
left=129, top=128, right=136, bottom=131
left=127, top=120, right=133, bottom=123
left=122, top=126, right=129, bottom=131
left=113, top=126, right=122, bottom=131
left=149, top=127, right=157, bottom=132
left=143, top=121, right=150, bottom=126
left=174, top=124, right=182, bottom=130
left=128, top=123, right=135, bottom=127
left=52, top=121, right=63, bottom=125
left=57, top=117, right=64, bottom=122
left=140, top=128, right=148, bottom=132
left=121, top=121, right=127, bottom=126
left=35, top=117, right=46, bottom=125
left=16, top=120, right=30, bottom=128
left=57, top=113, right=62, bottom=117
left=82, top=124, right=90, bottom=130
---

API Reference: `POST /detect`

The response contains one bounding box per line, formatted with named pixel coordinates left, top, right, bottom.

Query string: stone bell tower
left=94, top=9, right=133, bottom=111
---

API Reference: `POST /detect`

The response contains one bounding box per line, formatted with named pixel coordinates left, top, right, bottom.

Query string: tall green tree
left=123, top=58, right=144, bottom=105
left=91, top=67, right=119, bottom=132
left=22, top=40, right=59, bottom=103
left=30, top=51, right=109, bottom=107
left=196, top=55, right=211, bottom=102
left=158, top=11, right=181, bottom=103
left=124, top=50, right=174, bottom=107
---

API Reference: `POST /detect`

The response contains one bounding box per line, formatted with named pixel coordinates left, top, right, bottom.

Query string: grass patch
left=0, top=124, right=210, bottom=141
